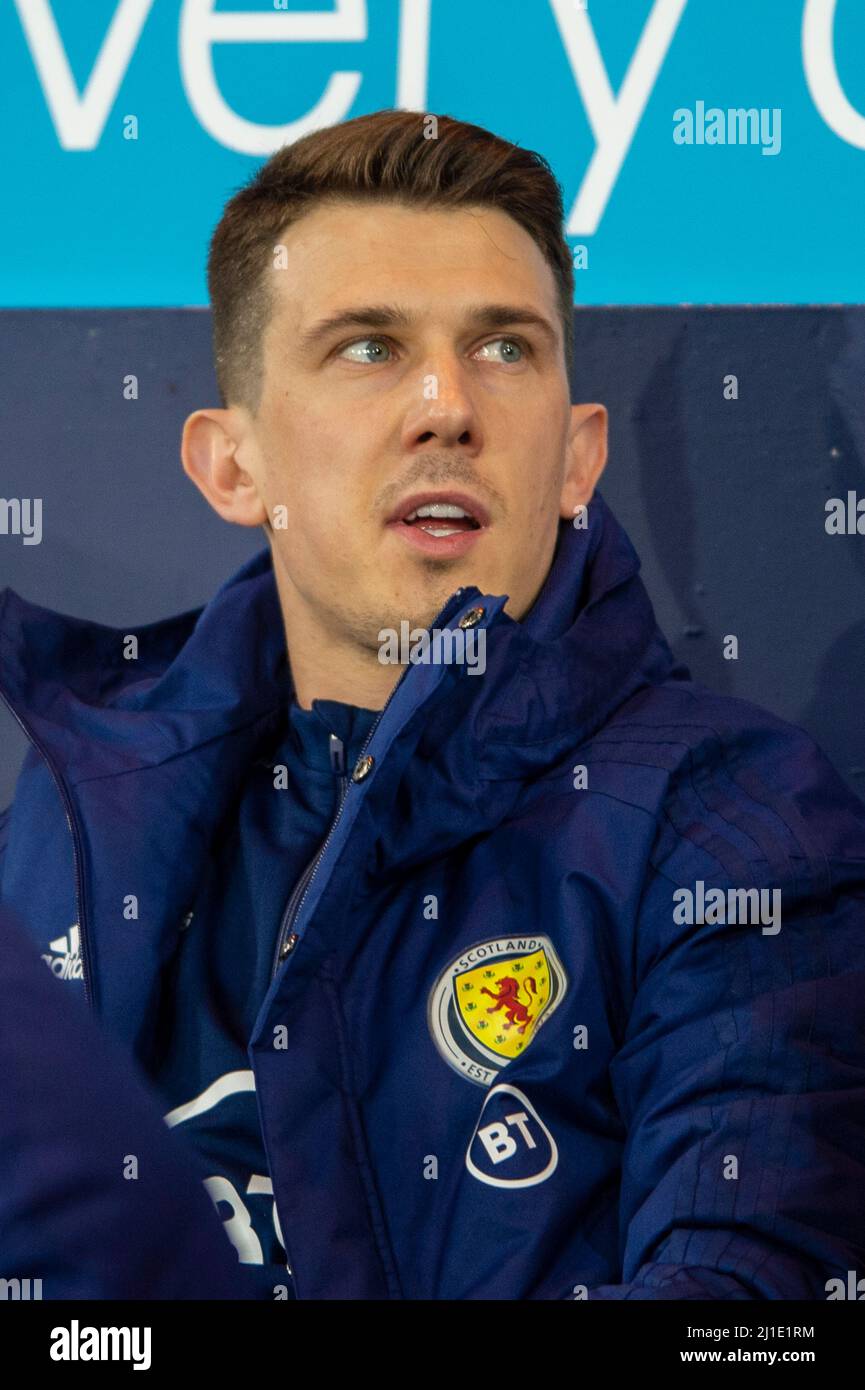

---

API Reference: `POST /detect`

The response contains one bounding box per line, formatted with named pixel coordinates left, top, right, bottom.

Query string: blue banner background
left=3, top=0, right=865, bottom=307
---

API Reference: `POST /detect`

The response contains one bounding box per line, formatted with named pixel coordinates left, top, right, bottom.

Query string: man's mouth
left=386, top=491, right=490, bottom=557
left=401, top=502, right=481, bottom=537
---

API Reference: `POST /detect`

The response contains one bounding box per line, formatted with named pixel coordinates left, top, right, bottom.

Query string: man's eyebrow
left=298, top=305, right=413, bottom=353
left=297, top=303, right=560, bottom=353
left=462, top=304, right=560, bottom=350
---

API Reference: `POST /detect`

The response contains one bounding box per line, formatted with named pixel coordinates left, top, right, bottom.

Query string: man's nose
left=401, top=356, right=481, bottom=452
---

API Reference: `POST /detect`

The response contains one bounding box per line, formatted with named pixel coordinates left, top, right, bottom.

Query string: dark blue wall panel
left=1, top=307, right=864, bottom=806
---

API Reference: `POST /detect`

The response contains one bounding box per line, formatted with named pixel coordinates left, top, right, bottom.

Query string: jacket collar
left=0, top=491, right=685, bottom=792
left=345, top=492, right=688, bottom=872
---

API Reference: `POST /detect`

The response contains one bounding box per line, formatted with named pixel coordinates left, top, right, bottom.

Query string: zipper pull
left=329, top=733, right=347, bottom=797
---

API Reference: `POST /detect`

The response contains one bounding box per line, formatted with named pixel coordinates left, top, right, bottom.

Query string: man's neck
left=271, top=554, right=397, bottom=712
left=287, top=629, right=396, bottom=712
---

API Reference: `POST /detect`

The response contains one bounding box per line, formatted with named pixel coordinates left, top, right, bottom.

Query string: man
left=2, top=109, right=865, bottom=1300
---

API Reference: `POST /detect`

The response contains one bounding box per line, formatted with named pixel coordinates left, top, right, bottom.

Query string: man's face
left=223, top=199, right=603, bottom=650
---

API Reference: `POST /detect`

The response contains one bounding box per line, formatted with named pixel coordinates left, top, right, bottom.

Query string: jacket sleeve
left=579, top=737, right=865, bottom=1301
left=0, top=901, right=257, bottom=1299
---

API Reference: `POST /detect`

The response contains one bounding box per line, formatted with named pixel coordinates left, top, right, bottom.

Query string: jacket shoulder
left=583, top=677, right=865, bottom=890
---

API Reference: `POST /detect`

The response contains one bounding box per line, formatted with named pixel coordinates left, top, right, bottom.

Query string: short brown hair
left=207, top=109, right=575, bottom=412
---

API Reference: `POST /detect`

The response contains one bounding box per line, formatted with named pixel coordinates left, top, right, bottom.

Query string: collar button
left=279, top=932, right=299, bottom=960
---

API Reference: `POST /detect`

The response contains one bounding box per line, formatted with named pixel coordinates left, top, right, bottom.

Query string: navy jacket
left=0, top=902, right=254, bottom=1299
left=2, top=491, right=865, bottom=1300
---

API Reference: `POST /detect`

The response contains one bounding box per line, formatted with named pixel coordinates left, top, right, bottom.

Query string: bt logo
left=466, top=1084, right=558, bottom=1188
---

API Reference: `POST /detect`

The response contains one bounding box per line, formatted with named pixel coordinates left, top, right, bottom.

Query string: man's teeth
left=402, top=503, right=478, bottom=536
left=404, top=503, right=473, bottom=521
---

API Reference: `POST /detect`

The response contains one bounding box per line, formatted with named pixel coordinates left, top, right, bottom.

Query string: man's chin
left=378, top=600, right=455, bottom=637
left=377, top=575, right=499, bottom=636
left=372, top=534, right=513, bottom=629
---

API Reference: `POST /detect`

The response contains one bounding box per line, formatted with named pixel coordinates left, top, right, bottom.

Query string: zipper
left=269, top=655, right=420, bottom=982
left=328, top=732, right=348, bottom=799
left=0, top=688, right=91, bottom=1009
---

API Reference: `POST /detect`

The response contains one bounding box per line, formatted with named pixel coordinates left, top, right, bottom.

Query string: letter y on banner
left=550, top=0, right=689, bottom=235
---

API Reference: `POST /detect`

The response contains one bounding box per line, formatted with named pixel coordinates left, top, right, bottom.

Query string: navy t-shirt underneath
left=149, top=696, right=379, bottom=1299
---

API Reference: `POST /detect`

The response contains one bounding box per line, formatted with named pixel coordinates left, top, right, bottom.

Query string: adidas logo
left=42, top=925, right=83, bottom=981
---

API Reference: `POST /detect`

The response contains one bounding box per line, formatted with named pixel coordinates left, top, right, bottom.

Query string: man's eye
left=337, top=337, right=393, bottom=364
left=475, top=337, right=525, bottom=363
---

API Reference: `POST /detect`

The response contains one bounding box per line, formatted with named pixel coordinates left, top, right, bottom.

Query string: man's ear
left=559, top=402, right=609, bottom=521
left=180, top=407, right=269, bottom=527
